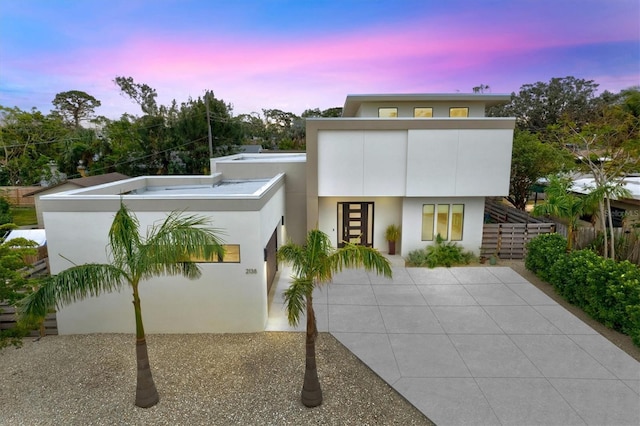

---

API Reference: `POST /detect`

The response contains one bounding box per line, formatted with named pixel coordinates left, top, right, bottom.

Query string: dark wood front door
left=265, top=228, right=278, bottom=294
left=337, top=202, right=374, bottom=247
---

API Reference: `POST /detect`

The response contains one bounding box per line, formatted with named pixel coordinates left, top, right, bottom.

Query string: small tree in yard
left=278, top=229, right=392, bottom=407
left=533, top=175, right=595, bottom=251
left=19, top=202, right=225, bottom=408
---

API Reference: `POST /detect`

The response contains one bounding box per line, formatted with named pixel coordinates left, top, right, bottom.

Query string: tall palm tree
left=278, top=229, right=392, bottom=407
left=19, top=202, right=225, bottom=408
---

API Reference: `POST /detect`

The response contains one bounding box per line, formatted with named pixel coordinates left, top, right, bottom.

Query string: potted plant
left=385, top=224, right=400, bottom=255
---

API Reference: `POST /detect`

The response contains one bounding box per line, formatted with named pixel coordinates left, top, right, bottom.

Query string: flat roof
left=343, top=93, right=511, bottom=116
left=132, top=179, right=272, bottom=196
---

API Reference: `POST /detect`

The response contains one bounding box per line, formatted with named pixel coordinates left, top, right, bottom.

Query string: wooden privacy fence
left=481, top=223, right=556, bottom=260
left=0, top=302, right=58, bottom=337
left=484, top=199, right=546, bottom=223
left=0, top=186, right=38, bottom=206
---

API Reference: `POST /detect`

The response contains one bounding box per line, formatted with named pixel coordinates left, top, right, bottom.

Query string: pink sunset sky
left=1, top=0, right=638, bottom=119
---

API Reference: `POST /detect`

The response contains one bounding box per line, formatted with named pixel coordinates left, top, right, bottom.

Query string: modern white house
left=306, top=94, right=515, bottom=255
left=38, top=93, right=515, bottom=334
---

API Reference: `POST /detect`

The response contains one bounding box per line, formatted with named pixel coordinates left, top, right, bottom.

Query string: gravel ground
left=0, top=332, right=434, bottom=425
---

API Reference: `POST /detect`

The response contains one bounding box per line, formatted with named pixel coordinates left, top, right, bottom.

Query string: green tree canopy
left=489, top=76, right=601, bottom=133
left=52, top=90, right=101, bottom=129
left=508, top=130, right=570, bottom=210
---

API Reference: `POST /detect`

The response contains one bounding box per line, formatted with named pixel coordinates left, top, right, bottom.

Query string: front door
left=337, top=202, right=374, bottom=247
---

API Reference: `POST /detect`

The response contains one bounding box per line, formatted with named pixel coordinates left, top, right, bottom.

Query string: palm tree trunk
left=606, top=197, right=616, bottom=260
left=132, top=284, right=159, bottom=408
left=599, top=201, right=609, bottom=258
left=301, top=293, right=322, bottom=407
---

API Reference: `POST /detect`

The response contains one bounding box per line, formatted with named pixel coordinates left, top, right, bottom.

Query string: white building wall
left=400, top=197, right=485, bottom=255
left=44, top=188, right=286, bottom=334
left=318, top=128, right=512, bottom=198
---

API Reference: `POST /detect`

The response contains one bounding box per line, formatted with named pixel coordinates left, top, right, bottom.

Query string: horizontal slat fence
left=484, top=199, right=546, bottom=223
left=0, top=302, right=58, bottom=336
left=481, top=223, right=556, bottom=259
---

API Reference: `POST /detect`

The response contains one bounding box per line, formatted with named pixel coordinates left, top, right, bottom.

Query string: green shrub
left=406, top=248, right=428, bottom=267
left=406, top=235, right=474, bottom=268
left=531, top=239, right=640, bottom=348
left=549, top=249, right=599, bottom=305
left=525, top=233, right=567, bottom=281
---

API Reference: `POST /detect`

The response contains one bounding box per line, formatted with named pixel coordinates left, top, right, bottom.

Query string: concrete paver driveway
left=267, top=265, right=640, bottom=426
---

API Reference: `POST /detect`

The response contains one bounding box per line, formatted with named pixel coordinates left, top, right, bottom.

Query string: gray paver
left=379, top=305, right=444, bottom=333
left=373, top=285, right=428, bottom=305
left=464, top=283, right=527, bottom=305
left=550, top=378, right=640, bottom=425
left=450, top=334, right=542, bottom=377
left=431, top=306, right=503, bottom=334
left=267, top=264, right=640, bottom=425
left=484, top=305, right=562, bottom=334
left=476, top=377, right=587, bottom=425
left=389, top=334, right=471, bottom=377
left=394, top=377, right=500, bottom=426
left=418, top=284, right=478, bottom=306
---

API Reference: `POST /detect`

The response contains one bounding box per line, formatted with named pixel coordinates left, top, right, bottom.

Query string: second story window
left=378, top=107, right=398, bottom=118
left=449, top=107, right=469, bottom=117
left=414, top=107, right=433, bottom=118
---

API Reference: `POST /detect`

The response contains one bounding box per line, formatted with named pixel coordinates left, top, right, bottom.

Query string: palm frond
left=283, top=277, right=313, bottom=326
left=108, top=202, right=142, bottom=269
left=19, top=263, right=128, bottom=318
left=332, top=243, right=392, bottom=278
left=141, top=211, right=226, bottom=278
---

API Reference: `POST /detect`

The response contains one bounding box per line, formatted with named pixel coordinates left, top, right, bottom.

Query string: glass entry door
left=337, top=202, right=374, bottom=247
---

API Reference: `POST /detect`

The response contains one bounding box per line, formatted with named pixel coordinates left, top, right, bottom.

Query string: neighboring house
left=571, top=175, right=640, bottom=228
left=25, top=172, right=130, bottom=228
left=38, top=93, right=514, bottom=334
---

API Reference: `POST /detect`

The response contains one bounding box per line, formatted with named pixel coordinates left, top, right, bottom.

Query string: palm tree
left=19, top=202, right=225, bottom=408
left=533, top=175, right=595, bottom=251
left=278, top=229, right=392, bottom=407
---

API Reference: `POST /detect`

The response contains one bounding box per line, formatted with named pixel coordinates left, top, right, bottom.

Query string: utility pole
left=205, top=92, right=213, bottom=158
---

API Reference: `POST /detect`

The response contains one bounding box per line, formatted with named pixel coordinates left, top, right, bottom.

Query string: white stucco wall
left=44, top=186, right=286, bottom=334
left=318, top=128, right=512, bottom=198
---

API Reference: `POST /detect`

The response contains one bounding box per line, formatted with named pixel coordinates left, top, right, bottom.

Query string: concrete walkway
left=266, top=261, right=640, bottom=426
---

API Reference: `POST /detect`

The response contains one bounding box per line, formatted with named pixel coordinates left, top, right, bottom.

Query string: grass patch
left=10, top=206, right=37, bottom=226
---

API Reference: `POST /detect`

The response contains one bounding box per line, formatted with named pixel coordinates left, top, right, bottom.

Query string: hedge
left=525, top=233, right=640, bottom=346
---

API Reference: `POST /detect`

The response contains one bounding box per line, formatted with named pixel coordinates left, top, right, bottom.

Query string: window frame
left=378, top=107, right=398, bottom=118
left=421, top=203, right=465, bottom=242
left=413, top=107, right=433, bottom=118
left=449, top=107, right=469, bottom=117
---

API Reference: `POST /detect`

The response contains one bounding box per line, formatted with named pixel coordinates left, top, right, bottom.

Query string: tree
left=0, top=223, right=39, bottom=349
left=278, top=230, right=391, bottom=407
left=532, top=175, right=595, bottom=251
left=19, top=203, right=225, bottom=408
left=508, top=130, right=569, bottom=210
left=489, top=77, right=600, bottom=133
left=52, top=91, right=101, bottom=129
left=114, top=76, right=158, bottom=116
left=559, top=92, right=639, bottom=258
left=0, top=106, right=68, bottom=185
